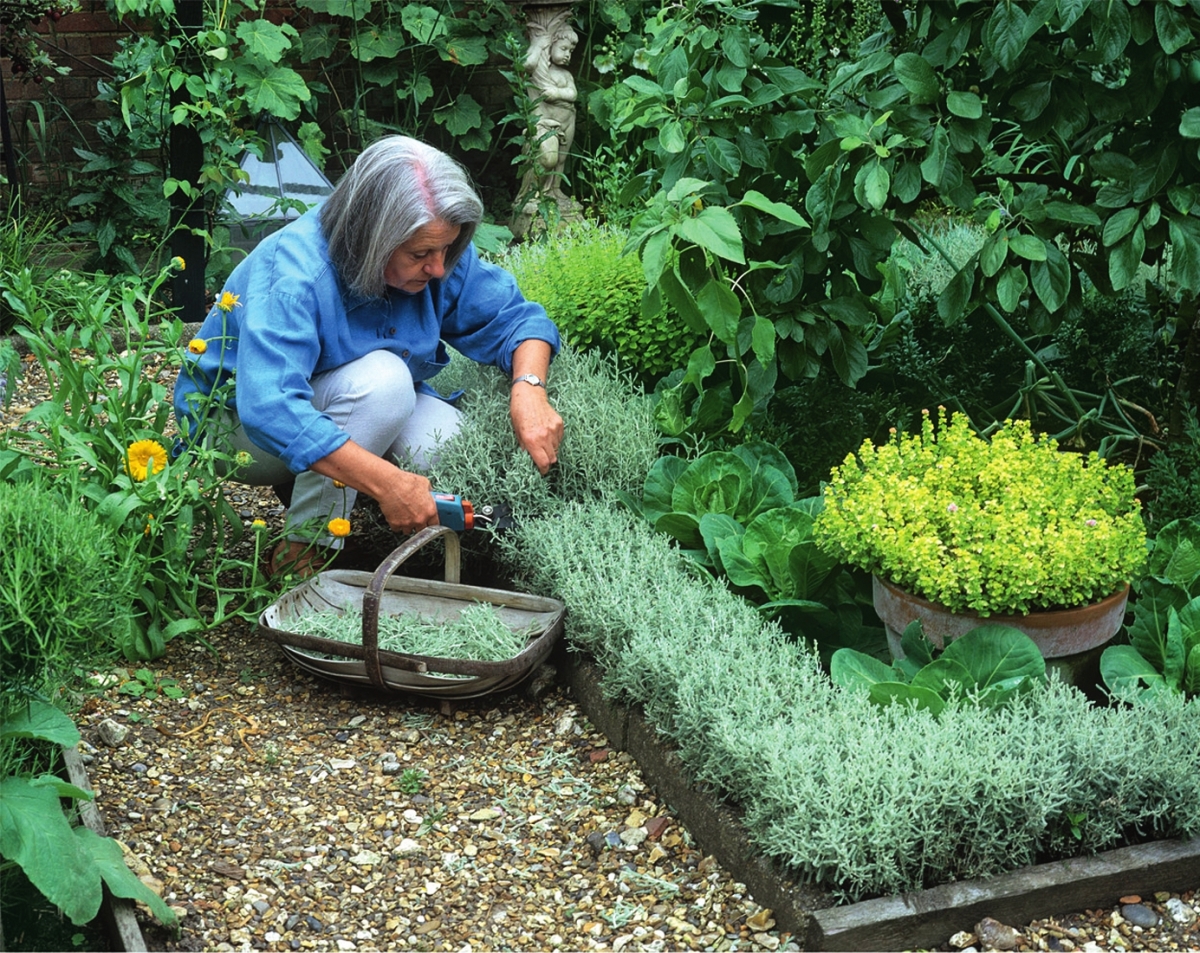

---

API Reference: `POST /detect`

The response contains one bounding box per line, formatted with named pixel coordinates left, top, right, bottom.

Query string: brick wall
left=1, top=2, right=131, bottom=188
left=2, top=2, right=530, bottom=210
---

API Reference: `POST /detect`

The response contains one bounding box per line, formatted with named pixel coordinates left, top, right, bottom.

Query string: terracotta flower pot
left=872, top=575, right=1131, bottom=661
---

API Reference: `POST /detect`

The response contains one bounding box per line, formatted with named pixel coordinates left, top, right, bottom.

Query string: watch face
left=514, top=374, right=544, bottom=387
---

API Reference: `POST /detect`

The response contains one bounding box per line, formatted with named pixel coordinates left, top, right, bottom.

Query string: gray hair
left=320, top=136, right=484, bottom=298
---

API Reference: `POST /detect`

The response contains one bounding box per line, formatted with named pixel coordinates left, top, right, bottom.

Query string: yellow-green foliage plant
left=814, top=408, right=1147, bottom=616
left=501, top=223, right=704, bottom=381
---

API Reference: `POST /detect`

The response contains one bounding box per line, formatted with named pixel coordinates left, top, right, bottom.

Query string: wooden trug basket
left=258, top=526, right=565, bottom=699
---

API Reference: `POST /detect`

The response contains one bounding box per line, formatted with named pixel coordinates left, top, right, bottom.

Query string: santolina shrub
left=510, top=500, right=1200, bottom=901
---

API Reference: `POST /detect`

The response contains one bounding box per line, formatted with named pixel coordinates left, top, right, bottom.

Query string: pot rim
left=872, top=574, right=1132, bottom=622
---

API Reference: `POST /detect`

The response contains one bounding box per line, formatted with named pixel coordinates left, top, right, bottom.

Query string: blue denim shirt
left=174, top=210, right=560, bottom=473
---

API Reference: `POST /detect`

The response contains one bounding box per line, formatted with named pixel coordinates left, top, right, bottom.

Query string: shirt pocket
left=412, top=340, right=451, bottom=381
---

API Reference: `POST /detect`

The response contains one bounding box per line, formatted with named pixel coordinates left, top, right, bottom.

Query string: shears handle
left=432, top=492, right=474, bottom=532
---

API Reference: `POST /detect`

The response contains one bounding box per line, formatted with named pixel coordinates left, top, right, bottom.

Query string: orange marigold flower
left=327, top=518, right=351, bottom=538
left=126, top=439, right=168, bottom=481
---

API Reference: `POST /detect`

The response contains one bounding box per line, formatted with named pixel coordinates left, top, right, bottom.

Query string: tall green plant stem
left=912, top=223, right=1088, bottom=422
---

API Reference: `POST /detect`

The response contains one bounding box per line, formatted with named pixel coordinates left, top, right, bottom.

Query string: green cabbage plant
left=1101, top=516, right=1200, bottom=701
left=620, top=442, right=885, bottom=660
left=619, top=441, right=798, bottom=555
left=831, top=622, right=1048, bottom=716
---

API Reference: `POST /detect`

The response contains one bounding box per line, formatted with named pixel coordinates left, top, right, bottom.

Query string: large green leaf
left=1155, top=2, right=1193, bottom=55
left=946, top=90, right=983, bottom=119
left=401, top=4, right=448, bottom=43
left=76, top=827, right=178, bottom=927
left=1181, top=108, right=1200, bottom=140
left=1091, top=1, right=1131, bottom=63
left=830, top=647, right=896, bottom=691
left=1108, top=227, right=1145, bottom=291
left=677, top=207, right=745, bottom=263
left=433, top=94, right=483, bottom=135
left=1101, top=644, right=1168, bottom=700
left=0, top=700, right=80, bottom=746
left=911, top=656, right=975, bottom=701
left=1168, top=215, right=1200, bottom=292
left=0, top=777, right=101, bottom=925
left=1031, top=244, right=1071, bottom=313
left=996, top=264, right=1028, bottom=313
left=985, top=2, right=1030, bottom=71
left=1128, top=582, right=1189, bottom=672
left=1008, top=233, right=1047, bottom=261
left=640, top=455, right=689, bottom=523
left=235, top=19, right=294, bottom=63
left=855, top=162, right=890, bottom=211
left=1146, top=517, right=1200, bottom=589
left=696, top=277, right=741, bottom=344
left=1103, top=207, right=1140, bottom=247
left=939, top=624, right=1047, bottom=696
left=350, top=25, right=404, bottom=61
left=736, top=190, right=808, bottom=228
left=893, top=53, right=939, bottom=103
left=232, top=62, right=312, bottom=120
left=828, top=325, right=868, bottom=387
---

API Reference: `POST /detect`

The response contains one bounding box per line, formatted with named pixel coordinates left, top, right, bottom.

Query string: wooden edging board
left=556, top=650, right=1200, bottom=952
left=61, top=745, right=149, bottom=953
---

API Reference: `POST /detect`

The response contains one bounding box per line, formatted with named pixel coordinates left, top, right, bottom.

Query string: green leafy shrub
left=0, top=476, right=138, bottom=716
left=1143, top=406, right=1200, bottom=534
left=500, top=224, right=704, bottom=380
left=759, top=380, right=901, bottom=497
left=1101, top=517, right=1200, bottom=702
left=509, top=498, right=1200, bottom=901
left=815, top=409, right=1147, bottom=615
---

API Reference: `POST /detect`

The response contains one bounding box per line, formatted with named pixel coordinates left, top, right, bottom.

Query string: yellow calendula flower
left=327, top=518, right=351, bottom=538
left=143, top=514, right=155, bottom=536
left=172, top=256, right=186, bottom=271
left=234, top=450, right=254, bottom=467
left=216, top=291, right=241, bottom=313
left=126, top=439, right=168, bottom=481
left=332, top=480, right=347, bottom=489
left=251, top=518, right=267, bottom=530
left=187, top=338, right=207, bottom=355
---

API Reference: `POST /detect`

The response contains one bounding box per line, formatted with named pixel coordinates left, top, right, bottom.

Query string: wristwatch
left=511, top=373, right=545, bottom=389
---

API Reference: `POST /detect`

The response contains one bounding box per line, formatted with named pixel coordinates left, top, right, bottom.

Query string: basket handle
left=360, top=526, right=462, bottom=689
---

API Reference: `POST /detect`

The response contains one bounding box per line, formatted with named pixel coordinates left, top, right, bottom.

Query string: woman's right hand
left=311, top=440, right=438, bottom=535
left=378, top=468, right=438, bottom=535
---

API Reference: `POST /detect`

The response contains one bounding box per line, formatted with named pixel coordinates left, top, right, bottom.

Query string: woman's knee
left=311, top=350, right=416, bottom=420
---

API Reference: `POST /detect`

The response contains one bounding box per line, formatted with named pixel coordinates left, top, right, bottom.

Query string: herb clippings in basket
left=289, top=602, right=536, bottom=674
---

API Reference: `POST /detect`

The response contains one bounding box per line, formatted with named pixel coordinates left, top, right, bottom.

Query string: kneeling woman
left=174, top=136, right=563, bottom=577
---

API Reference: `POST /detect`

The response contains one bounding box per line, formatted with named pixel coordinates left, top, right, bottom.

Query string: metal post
left=170, top=0, right=206, bottom=323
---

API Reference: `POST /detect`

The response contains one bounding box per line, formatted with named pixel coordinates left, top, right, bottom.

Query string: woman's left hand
left=511, top=384, right=563, bottom=475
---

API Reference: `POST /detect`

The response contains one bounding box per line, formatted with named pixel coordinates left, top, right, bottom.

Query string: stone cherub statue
left=511, top=7, right=583, bottom=237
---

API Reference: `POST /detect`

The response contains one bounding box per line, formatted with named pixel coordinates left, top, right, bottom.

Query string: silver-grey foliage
left=426, top=345, right=659, bottom=523
left=512, top=499, right=1200, bottom=902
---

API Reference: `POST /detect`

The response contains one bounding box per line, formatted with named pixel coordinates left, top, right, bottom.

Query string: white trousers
left=224, top=350, right=462, bottom=547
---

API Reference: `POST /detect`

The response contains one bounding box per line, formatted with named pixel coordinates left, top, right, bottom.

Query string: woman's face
left=384, top=219, right=462, bottom=294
